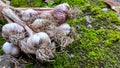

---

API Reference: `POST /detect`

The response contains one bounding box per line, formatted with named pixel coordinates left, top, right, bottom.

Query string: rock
left=87, top=24, right=92, bottom=28
left=102, top=8, right=108, bottom=12
left=76, top=24, right=81, bottom=28
left=85, top=16, right=91, bottom=24
left=69, top=53, right=74, bottom=58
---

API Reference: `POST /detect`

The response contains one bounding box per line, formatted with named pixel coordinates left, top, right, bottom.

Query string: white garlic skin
left=2, top=42, right=12, bottom=54
left=52, top=11, right=66, bottom=24
left=53, top=3, right=70, bottom=24
left=20, top=9, right=37, bottom=22
left=30, top=19, right=44, bottom=29
left=2, top=42, right=20, bottom=56
left=54, top=3, right=70, bottom=13
left=59, top=23, right=71, bottom=35
left=26, top=32, right=51, bottom=54
left=39, top=12, right=54, bottom=20
left=2, top=23, right=24, bottom=41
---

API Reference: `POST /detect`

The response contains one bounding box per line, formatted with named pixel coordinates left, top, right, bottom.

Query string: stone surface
left=102, top=8, right=108, bottom=12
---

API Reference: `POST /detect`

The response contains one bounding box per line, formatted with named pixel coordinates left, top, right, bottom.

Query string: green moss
left=25, top=63, right=34, bottom=68
left=11, top=0, right=46, bottom=7
left=0, top=34, right=5, bottom=55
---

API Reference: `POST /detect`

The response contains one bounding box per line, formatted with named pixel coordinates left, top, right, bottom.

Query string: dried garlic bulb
left=52, top=12, right=66, bottom=24
left=39, top=12, right=55, bottom=22
left=58, top=23, right=71, bottom=35
left=20, top=9, right=37, bottom=24
left=54, top=3, right=70, bottom=13
left=26, top=32, right=51, bottom=54
left=36, top=47, right=54, bottom=61
left=29, top=19, right=56, bottom=32
left=2, top=23, right=25, bottom=41
left=52, top=3, right=70, bottom=24
left=29, top=19, right=45, bottom=30
left=2, top=42, right=20, bottom=56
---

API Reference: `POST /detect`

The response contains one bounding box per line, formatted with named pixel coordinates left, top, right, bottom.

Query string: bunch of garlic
left=1, top=3, right=76, bottom=62
left=2, top=23, right=54, bottom=61
left=2, top=23, right=24, bottom=56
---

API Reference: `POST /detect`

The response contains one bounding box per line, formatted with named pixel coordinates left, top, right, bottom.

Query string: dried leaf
left=104, top=0, right=120, bottom=13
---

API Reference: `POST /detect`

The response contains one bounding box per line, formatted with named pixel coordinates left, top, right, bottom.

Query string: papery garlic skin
left=52, top=3, right=70, bottom=24
left=30, top=19, right=44, bottom=29
left=20, top=38, right=30, bottom=54
left=52, top=11, right=66, bottom=24
left=39, top=12, right=55, bottom=21
left=2, top=42, right=12, bottom=54
left=29, top=18, right=57, bottom=32
left=20, top=9, right=37, bottom=24
left=54, top=3, right=70, bottom=13
left=26, top=32, right=51, bottom=54
left=59, top=23, right=71, bottom=35
left=2, top=23, right=24, bottom=41
left=2, top=42, right=20, bottom=56
left=11, top=46, right=20, bottom=56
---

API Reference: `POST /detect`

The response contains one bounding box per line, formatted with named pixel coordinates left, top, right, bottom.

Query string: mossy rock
left=0, top=0, right=120, bottom=68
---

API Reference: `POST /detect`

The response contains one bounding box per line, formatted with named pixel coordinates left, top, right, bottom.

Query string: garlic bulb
left=52, top=11, right=66, bottom=24
left=52, top=3, right=70, bottom=24
left=20, top=9, right=37, bottom=23
left=54, top=3, right=70, bottom=13
left=29, top=19, right=44, bottom=29
left=2, top=23, right=25, bottom=41
left=58, top=23, right=71, bottom=35
left=2, top=42, right=20, bottom=56
left=29, top=18, right=58, bottom=32
left=26, top=32, right=51, bottom=54
left=39, top=12, right=55, bottom=21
